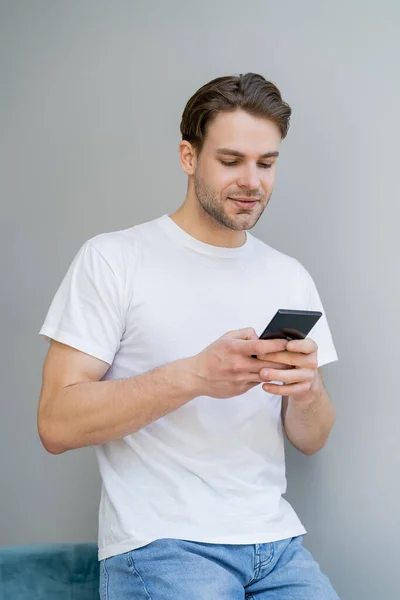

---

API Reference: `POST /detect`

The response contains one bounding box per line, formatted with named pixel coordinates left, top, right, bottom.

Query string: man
left=38, top=73, right=339, bottom=599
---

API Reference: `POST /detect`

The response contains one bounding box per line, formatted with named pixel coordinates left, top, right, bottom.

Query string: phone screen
left=259, top=309, right=322, bottom=341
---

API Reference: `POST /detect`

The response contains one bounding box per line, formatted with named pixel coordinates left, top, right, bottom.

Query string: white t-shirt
left=39, top=214, right=338, bottom=560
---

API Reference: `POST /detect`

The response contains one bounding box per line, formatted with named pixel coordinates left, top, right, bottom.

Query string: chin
left=231, top=212, right=261, bottom=230
left=225, top=218, right=256, bottom=232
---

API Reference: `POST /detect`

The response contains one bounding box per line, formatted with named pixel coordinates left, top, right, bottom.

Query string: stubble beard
left=193, top=171, right=271, bottom=231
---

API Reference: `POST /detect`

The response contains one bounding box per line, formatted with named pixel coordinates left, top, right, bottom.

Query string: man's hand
left=257, top=337, right=319, bottom=403
left=190, top=328, right=291, bottom=399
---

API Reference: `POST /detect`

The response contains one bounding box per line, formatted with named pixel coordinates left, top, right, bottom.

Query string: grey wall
left=1, top=1, right=399, bottom=599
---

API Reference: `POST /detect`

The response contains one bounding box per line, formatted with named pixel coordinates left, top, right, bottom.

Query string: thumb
left=224, top=327, right=258, bottom=341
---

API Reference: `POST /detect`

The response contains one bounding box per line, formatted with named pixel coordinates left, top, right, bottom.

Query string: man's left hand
left=257, top=338, right=319, bottom=399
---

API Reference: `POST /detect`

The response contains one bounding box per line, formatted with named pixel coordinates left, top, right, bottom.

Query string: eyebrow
left=216, top=148, right=279, bottom=159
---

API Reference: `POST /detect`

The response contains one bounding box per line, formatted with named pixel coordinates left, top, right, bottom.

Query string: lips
left=229, top=197, right=260, bottom=202
left=229, top=197, right=260, bottom=208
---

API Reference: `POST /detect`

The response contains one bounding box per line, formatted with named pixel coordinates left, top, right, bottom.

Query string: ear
left=179, top=141, right=197, bottom=175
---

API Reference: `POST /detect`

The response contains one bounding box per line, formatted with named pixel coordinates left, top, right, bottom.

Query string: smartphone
left=251, top=309, right=322, bottom=358
left=258, top=309, right=322, bottom=342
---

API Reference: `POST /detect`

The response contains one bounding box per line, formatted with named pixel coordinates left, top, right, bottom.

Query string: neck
left=169, top=196, right=247, bottom=249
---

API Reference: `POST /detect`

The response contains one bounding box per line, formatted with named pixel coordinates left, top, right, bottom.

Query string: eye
left=220, top=161, right=273, bottom=169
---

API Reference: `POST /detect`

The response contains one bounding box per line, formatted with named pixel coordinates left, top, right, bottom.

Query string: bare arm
left=281, top=369, right=335, bottom=455
left=257, top=338, right=336, bottom=456
left=38, top=332, right=287, bottom=455
left=38, top=340, right=199, bottom=454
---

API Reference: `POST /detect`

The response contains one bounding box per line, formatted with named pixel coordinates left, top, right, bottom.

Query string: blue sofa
left=0, top=543, right=99, bottom=599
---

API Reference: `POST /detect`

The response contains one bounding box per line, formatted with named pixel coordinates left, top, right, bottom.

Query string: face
left=192, top=110, right=282, bottom=231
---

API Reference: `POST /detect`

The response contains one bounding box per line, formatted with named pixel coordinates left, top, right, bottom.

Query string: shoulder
left=87, top=225, right=140, bottom=263
left=82, top=216, right=162, bottom=273
left=250, top=235, right=308, bottom=278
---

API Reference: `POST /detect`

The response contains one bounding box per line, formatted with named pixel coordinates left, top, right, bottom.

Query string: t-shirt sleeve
left=300, top=265, right=338, bottom=368
left=39, top=241, right=125, bottom=365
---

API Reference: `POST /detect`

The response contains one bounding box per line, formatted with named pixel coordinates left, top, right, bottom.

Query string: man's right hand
left=189, top=328, right=292, bottom=399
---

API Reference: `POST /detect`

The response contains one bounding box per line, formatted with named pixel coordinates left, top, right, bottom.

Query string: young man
left=38, top=73, right=340, bottom=599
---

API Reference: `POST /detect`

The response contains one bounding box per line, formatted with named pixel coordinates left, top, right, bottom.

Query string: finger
left=260, top=368, right=314, bottom=385
left=249, top=358, right=293, bottom=371
left=254, top=356, right=294, bottom=370
left=246, top=338, right=288, bottom=357
left=285, top=338, right=318, bottom=354
left=262, top=381, right=311, bottom=395
left=262, top=351, right=318, bottom=369
left=224, top=328, right=258, bottom=341
left=227, top=357, right=286, bottom=377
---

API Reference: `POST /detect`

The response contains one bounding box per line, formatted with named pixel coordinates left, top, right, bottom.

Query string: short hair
left=180, top=73, right=292, bottom=154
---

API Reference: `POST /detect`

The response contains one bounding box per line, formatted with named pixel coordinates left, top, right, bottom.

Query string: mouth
left=229, top=197, right=260, bottom=209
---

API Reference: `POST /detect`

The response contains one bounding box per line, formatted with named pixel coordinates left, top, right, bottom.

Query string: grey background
left=1, top=1, right=399, bottom=599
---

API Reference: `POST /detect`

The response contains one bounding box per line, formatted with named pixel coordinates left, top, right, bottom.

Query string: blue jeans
left=100, top=535, right=340, bottom=599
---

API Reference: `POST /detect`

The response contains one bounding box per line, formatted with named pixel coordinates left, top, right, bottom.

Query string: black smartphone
left=258, top=309, right=322, bottom=341
left=251, top=309, right=322, bottom=358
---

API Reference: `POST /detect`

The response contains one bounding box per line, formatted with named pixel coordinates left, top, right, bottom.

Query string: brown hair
left=180, top=73, right=291, bottom=155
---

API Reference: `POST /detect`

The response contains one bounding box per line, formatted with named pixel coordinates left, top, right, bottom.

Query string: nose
left=237, top=164, right=261, bottom=191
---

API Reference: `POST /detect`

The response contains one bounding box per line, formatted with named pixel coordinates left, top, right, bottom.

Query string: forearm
left=39, top=357, right=200, bottom=454
left=282, top=372, right=335, bottom=455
